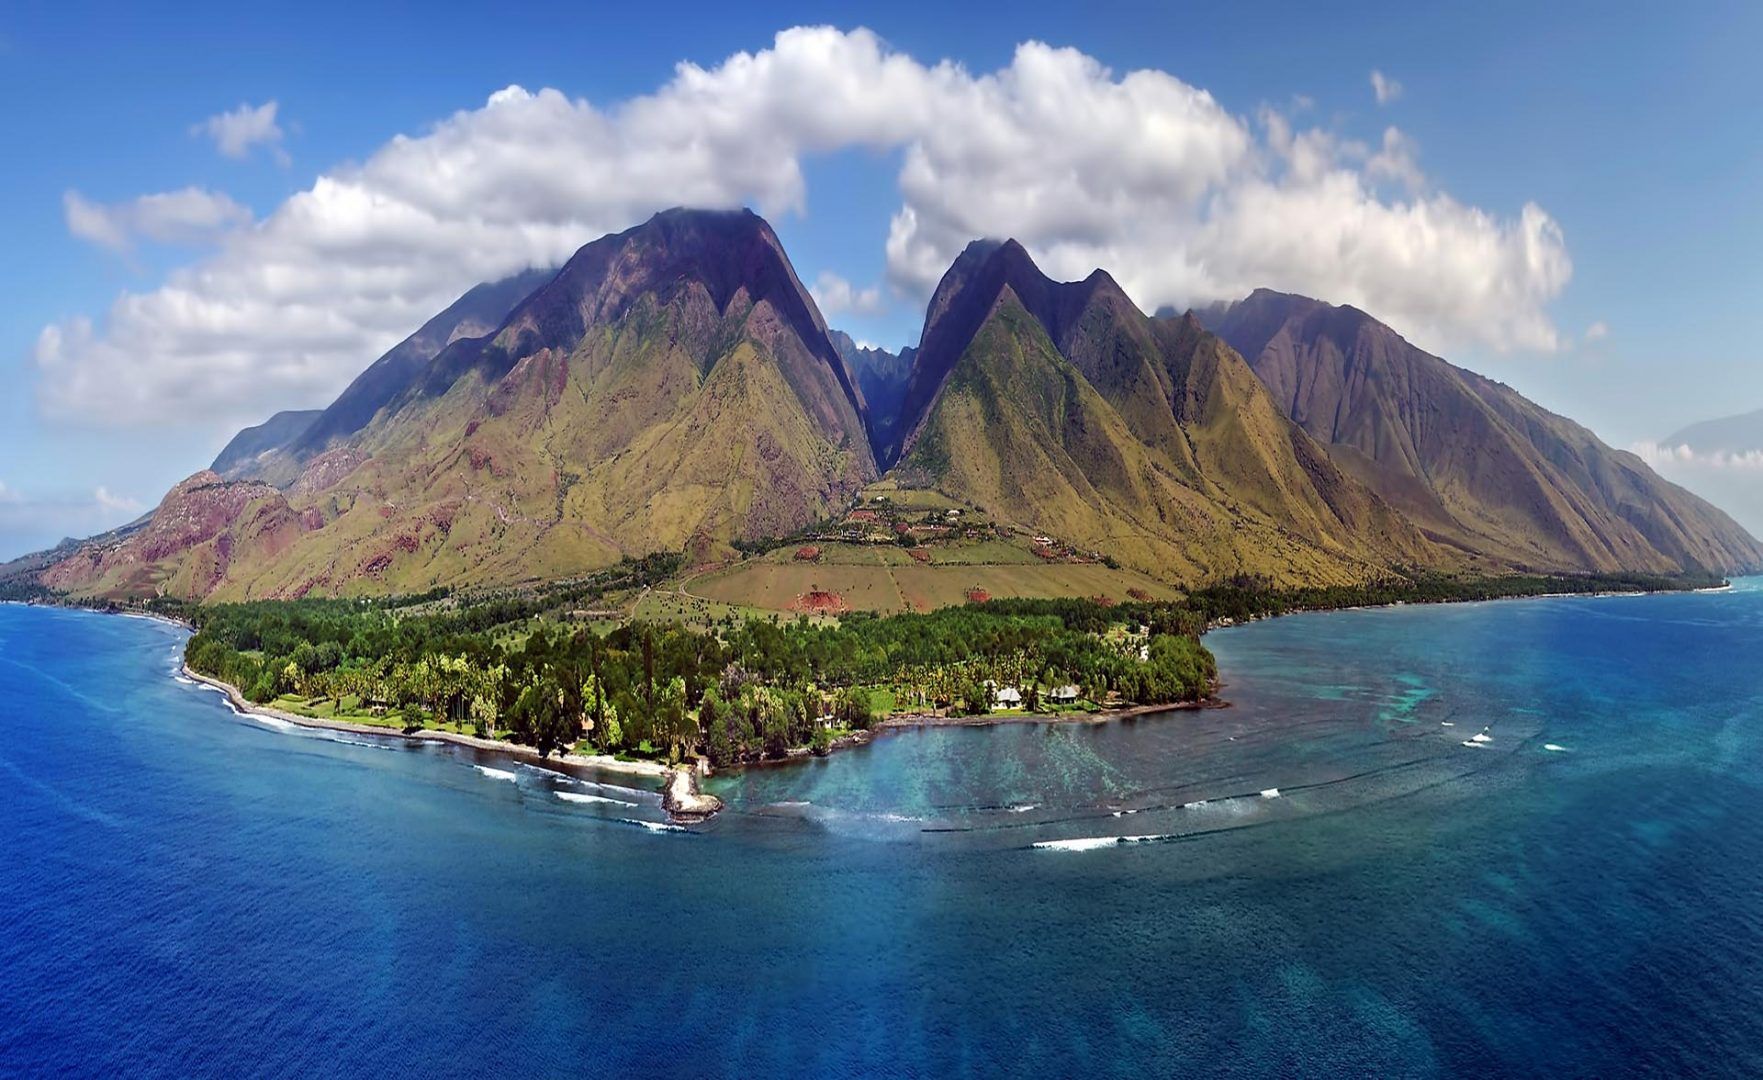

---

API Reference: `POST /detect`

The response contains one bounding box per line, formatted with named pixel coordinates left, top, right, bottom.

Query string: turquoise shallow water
left=3, top=583, right=1763, bottom=1076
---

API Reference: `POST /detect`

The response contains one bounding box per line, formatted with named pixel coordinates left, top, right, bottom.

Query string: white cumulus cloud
left=38, top=26, right=1573, bottom=433
left=63, top=188, right=253, bottom=253
left=809, top=271, right=885, bottom=317
left=1633, top=441, right=1763, bottom=471
left=193, top=101, right=289, bottom=164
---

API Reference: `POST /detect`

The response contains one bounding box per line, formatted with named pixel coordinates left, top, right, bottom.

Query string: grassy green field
left=268, top=693, right=404, bottom=729
left=685, top=558, right=1180, bottom=615
left=857, top=481, right=975, bottom=514
left=629, top=587, right=831, bottom=627
left=754, top=539, right=1042, bottom=568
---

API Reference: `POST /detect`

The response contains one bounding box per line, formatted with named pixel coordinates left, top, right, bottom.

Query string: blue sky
left=4, top=0, right=1763, bottom=557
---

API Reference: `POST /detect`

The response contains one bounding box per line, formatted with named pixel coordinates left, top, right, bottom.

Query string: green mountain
left=35, top=214, right=1760, bottom=604
left=1201, top=289, right=1763, bottom=574
left=46, top=209, right=875, bottom=600
left=891, top=241, right=1442, bottom=585
left=40, top=471, right=309, bottom=600
left=226, top=266, right=558, bottom=484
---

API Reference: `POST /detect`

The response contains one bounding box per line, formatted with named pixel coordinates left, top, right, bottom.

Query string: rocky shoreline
left=661, top=764, right=723, bottom=822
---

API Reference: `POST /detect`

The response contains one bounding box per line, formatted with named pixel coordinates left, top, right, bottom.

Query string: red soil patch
left=1090, top=594, right=1117, bottom=607
left=908, top=548, right=931, bottom=563
left=847, top=509, right=880, bottom=524
left=791, top=589, right=849, bottom=615
left=793, top=545, right=822, bottom=561
left=965, top=588, right=991, bottom=604
left=1128, top=588, right=1151, bottom=602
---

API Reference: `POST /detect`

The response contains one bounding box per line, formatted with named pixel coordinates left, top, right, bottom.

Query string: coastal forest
left=153, top=563, right=1713, bottom=769
left=173, top=585, right=1217, bottom=767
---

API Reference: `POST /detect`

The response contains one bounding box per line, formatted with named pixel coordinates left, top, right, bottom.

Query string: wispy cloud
left=1584, top=320, right=1609, bottom=343
left=63, top=188, right=252, bottom=253
left=192, top=101, right=289, bottom=164
left=1371, top=70, right=1404, bottom=105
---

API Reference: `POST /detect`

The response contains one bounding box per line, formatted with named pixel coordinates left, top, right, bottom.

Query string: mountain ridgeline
left=888, top=240, right=1439, bottom=584
left=25, top=209, right=1762, bottom=602
left=1198, top=290, right=1763, bottom=575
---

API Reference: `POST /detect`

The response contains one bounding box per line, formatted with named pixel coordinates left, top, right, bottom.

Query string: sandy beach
left=180, top=665, right=669, bottom=780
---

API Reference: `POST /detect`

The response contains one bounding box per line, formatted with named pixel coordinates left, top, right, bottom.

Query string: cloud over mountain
left=38, top=26, right=1572, bottom=432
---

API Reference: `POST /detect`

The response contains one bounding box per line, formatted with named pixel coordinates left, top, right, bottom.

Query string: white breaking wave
left=1034, top=833, right=1168, bottom=851
left=173, top=675, right=196, bottom=685
left=474, top=766, right=518, bottom=783
left=555, top=791, right=636, bottom=807
left=622, top=818, right=686, bottom=833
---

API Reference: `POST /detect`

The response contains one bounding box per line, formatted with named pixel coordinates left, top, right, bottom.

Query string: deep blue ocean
left=3, top=584, right=1763, bottom=1077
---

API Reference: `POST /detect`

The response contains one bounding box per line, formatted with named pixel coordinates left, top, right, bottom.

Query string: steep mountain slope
left=211, top=410, right=322, bottom=477
left=1201, top=290, right=1763, bottom=574
left=41, top=471, right=309, bottom=600
left=892, top=241, right=1440, bottom=585
left=830, top=330, right=915, bottom=466
left=46, top=209, right=876, bottom=600
left=223, top=267, right=559, bottom=485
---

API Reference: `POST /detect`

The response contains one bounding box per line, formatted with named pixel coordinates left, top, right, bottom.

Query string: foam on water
left=1034, top=833, right=1169, bottom=851
left=474, top=766, right=518, bottom=783
left=621, top=818, right=686, bottom=833
left=555, top=790, right=636, bottom=807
